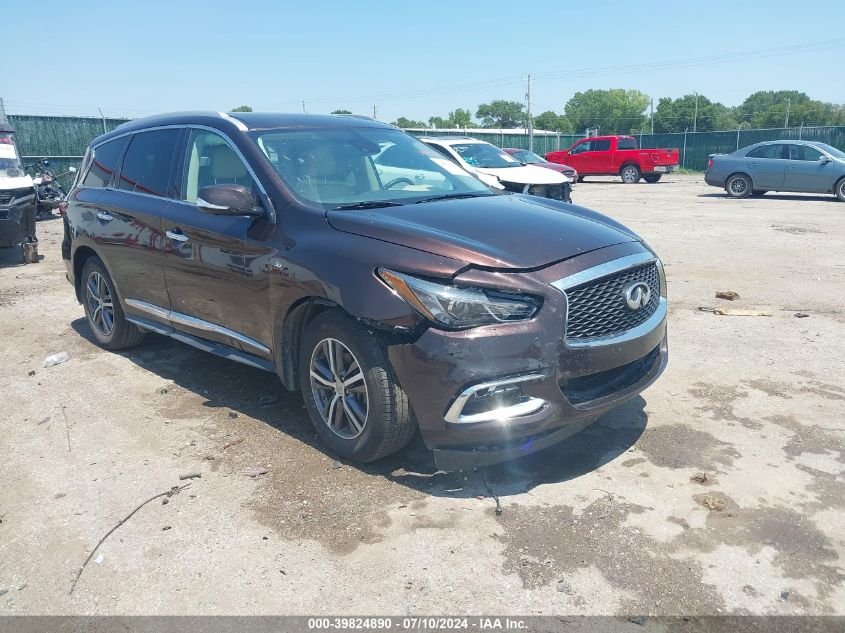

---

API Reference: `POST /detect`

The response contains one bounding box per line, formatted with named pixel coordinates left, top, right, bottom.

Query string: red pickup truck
left=546, top=135, right=680, bottom=183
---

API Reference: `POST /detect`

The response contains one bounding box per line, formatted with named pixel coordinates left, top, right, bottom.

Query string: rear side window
left=617, top=138, right=637, bottom=150
left=592, top=139, right=611, bottom=151
left=747, top=144, right=784, bottom=159
left=118, top=129, right=181, bottom=197
left=82, top=137, right=128, bottom=188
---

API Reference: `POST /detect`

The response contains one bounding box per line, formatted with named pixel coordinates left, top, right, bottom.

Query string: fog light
left=445, top=374, right=547, bottom=424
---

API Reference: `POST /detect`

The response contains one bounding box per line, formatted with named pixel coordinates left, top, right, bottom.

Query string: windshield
left=815, top=143, right=845, bottom=159
left=450, top=143, right=521, bottom=169
left=0, top=133, right=25, bottom=177
left=251, top=127, right=491, bottom=208
left=513, top=150, right=545, bottom=164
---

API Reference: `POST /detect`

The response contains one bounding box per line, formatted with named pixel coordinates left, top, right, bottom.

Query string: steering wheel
left=383, top=177, right=414, bottom=189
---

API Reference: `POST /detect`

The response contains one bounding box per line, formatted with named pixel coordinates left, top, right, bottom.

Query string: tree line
left=382, top=90, right=845, bottom=134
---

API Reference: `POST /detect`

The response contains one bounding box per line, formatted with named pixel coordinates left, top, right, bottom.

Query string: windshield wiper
left=413, top=193, right=490, bottom=204
left=332, top=201, right=403, bottom=210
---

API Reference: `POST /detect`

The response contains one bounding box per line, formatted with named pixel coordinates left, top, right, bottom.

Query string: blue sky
left=3, top=0, right=843, bottom=122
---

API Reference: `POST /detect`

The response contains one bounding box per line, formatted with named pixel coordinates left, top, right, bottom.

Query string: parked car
left=420, top=136, right=572, bottom=202
left=503, top=148, right=578, bottom=183
left=0, top=124, right=37, bottom=258
left=63, top=112, right=667, bottom=470
left=546, top=135, right=679, bottom=183
left=705, top=140, right=845, bottom=200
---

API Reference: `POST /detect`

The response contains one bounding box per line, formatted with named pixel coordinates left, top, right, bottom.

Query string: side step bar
left=126, top=315, right=275, bottom=373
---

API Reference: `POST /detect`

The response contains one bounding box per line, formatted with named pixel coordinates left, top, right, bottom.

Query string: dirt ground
left=0, top=174, right=843, bottom=616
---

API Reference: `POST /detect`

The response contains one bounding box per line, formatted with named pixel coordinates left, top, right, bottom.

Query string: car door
left=744, top=143, right=786, bottom=190
left=783, top=144, right=835, bottom=192
left=160, top=127, right=276, bottom=359
left=90, top=130, right=175, bottom=320
left=588, top=138, right=613, bottom=173
left=566, top=140, right=592, bottom=173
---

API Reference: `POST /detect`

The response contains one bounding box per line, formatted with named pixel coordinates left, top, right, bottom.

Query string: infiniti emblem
left=623, top=282, right=651, bottom=310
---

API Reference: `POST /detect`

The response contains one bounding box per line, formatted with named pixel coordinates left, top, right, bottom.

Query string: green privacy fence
left=409, top=126, right=845, bottom=171
left=8, top=114, right=130, bottom=189
left=7, top=115, right=845, bottom=185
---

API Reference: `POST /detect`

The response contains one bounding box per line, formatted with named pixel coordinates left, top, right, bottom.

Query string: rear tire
left=835, top=177, right=845, bottom=202
left=643, top=174, right=662, bottom=184
left=725, top=173, right=752, bottom=198
left=299, top=310, right=415, bottom=463
left=81, top=256, right=145, bottom=350
left=620, top=164, right=641, bottom=183
left=577, top=175, right=585, bottom=183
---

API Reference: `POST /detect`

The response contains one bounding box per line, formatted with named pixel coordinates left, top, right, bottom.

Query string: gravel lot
left=0, top=174, right=843, bottom=616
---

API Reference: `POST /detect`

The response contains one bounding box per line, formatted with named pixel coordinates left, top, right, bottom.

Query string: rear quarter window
left=82, top=137, right=128, bottom=188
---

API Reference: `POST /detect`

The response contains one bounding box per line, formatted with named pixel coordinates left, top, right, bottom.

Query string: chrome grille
left=565, top=263, right=660, bottom=340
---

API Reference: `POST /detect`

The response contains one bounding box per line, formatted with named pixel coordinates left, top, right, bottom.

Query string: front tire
left=836, top=177, right=845, bottom=202
left=620, top=164, right=641, bottom=183
left=299, top=310, right=415, bottom=463
left=725, top=173, right=752, bottom=198
left=81, top=256, right=145, bottom=350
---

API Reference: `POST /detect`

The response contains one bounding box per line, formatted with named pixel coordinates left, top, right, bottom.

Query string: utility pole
left=526, top=73, right=533, bottom=152
left=784, top=99, right=791, bottom=128
left=372, top=105, right=377, bottom=120
left=693, top=92, right=699, bottom=133
left=301, top=100, right=306, bottom=114
left=98, top=107, right=107, bottom=134
left=650, top=97, right=654, bottom=135
left=0, top=97, right=8, bottom=126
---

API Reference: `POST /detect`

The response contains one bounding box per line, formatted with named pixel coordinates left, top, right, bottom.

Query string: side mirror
left=197, top=184, right=261, bottom=216
left=818, top=155, right=832, bottom=164
left=69, top=166, right=77, bottom=173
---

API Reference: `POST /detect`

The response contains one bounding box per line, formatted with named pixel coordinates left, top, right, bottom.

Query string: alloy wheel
left=622, top=167, right=638, bottom=183
left=86, top=271, right=114, bottom=336
left=309, top=338, right=369, bottom=439
left=729, top=177, right=748, bottom=196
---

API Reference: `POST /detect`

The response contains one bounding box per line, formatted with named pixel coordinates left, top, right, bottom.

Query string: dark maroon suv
left=62, top=112, right=667, bottom=470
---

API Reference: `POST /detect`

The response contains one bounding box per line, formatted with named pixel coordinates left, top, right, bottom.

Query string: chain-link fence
left=7, top=115, right=845, bottom=183
left=8, top=114, right=130, bottom=189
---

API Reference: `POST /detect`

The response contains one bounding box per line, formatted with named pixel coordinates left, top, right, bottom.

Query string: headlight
left=378, top=269, right=540, bottom=328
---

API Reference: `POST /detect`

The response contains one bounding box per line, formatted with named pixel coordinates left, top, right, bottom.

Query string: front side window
left=570, top=140, right=592, bottom=154
left=450, top=143, right=520, bottom=168
left=83, top=136, right=128, bottom=188
left=251, top=128, right=490, bottom=208
left=788, top=144, right=823, bottom=161
left=747, top=144, right=784, bottom=159
left=182, top=129, right=260, bottom=203
left=118, top=129, right=180, bottom=197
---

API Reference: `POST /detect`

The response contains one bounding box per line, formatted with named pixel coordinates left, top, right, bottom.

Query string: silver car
left=705, top=140, right=845, bottom=201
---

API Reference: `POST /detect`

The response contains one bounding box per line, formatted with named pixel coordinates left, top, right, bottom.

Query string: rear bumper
left=386, top=243, right=668, bottom=470
left=704, top=171, right=724, bottom=187
left=649, top=165, right=679, bottom=174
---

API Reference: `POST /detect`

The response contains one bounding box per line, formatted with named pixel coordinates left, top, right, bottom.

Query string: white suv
left=420, top=136, right=572, bottom=202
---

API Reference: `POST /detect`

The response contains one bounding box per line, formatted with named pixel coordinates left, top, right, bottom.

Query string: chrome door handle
left=165, top=229, right=189, bottom=242
left=96, top=211, right=113, bottom=221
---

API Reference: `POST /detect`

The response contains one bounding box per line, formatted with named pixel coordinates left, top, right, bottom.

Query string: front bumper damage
left=386, top=241, right=668, bottom=471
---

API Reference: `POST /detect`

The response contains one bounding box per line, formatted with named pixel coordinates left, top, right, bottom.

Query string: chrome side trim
left=566, top=297, right=667, bottom=349
left=550, top=252, right=656, bottom=292
left=125, top=299, right=170, bottom=320
left=445, top=374, right=546, bottom=424
left=124, top=299, right=271, bottom=355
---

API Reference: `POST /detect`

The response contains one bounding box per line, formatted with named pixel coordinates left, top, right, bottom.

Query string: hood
left=536, top=162, right=575, bottom=174
left=326, top=194, right=639, bottom=270
left=0, top=174, right=34, bottom=190
left=476, top=164, right=567, bottom=185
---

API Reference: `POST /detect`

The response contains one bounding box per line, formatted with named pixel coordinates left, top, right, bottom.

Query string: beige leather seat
left=295, top=145, right=354, bottom=202
left=209, top=146, right=249, bottom=185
